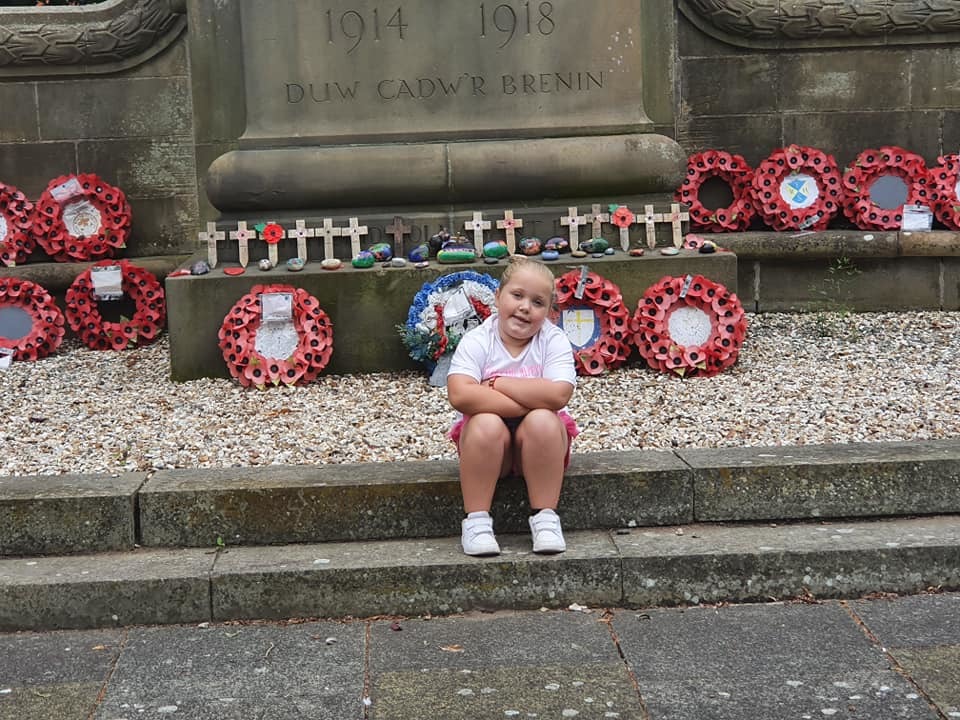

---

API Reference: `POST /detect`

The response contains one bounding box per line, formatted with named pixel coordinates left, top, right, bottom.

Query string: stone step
left=4, top=440, right=960, bottom=557
left=1, top=515, right=957, bottom=632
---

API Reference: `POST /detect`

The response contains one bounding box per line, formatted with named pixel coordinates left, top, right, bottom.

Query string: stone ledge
left=0, top=255, right=189, bottom=295
left=2, top=516, right=957, bottom=631
left=719, top=231, right=960, bottom=259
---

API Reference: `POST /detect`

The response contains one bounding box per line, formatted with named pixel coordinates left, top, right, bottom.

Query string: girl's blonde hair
left=499, top=255, right=557, bottom=303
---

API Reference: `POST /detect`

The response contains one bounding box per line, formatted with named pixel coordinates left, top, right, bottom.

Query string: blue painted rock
left=518, top=236, right=542, bottom=256
left=408, top=243, right=429, bottom=263
left=483, top=240, right=509, bottom=259
left=352, top=251, right=376, bottom=268
left=545, top=236, right=569, bottom=252
left=190, top=260, right=210, bottom=275
left=580, top=237, right=609, bottom=253
left=286, top=257, right=305, bottom=272
left=368, top=242, right=393, bottom=261
left=604, top=247, right=615, bottom=255
left=542, top=250, right=560, bottom=261
left=437, top=244, right=477, bottom=264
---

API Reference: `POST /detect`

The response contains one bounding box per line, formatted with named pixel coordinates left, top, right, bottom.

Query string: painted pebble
left=414, top=261, right=430, bottom=269
left=518, top=236, right=542, bottom=256
left=390, top=257, right=408, bottom=267
left=286, top=257, right=305, bottom=272
left=190, top=260, right=210, bottom=275
left=544, top=236, right=569, bottom=253
left=321, top=258, right=343, bottom=270
left=580, top=237, right=609, bottom=253
left=483, top=256, right=499, bottom=264
left=604, top=247, right=615, bottom=255
left=258, top=258, right=273, bottom=271
left=542, top=250, right=560, bottom=261
left=591, top=252, right=604, bottom=258
left=698, top=240, right=717, bottom=254
left=368, top=242, right=393, bottom=261
left=352, top=251, right=376, bottom=268
left=629, top=248, right=645, bottom=257
left=408, top=243, right=429, bottom=263
left=483, top=240, right=509, bottom=259
left=223, top=266, right=246, bottom=276
left=660, top=246, right=680, bottom=256
left=570, top=250, right=588, bottom=258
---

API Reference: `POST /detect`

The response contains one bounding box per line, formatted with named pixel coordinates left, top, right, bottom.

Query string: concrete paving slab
left=0, top=628, right=121, bottom=720
left=613, top=603, right=939, bottom=720
left=680, top=440, right=960, bottom=522
left=887, top=646, right=960, bottom=717
left=616, top=516, right=960, bottom=606
left=0, top=549, right=214, bottom=631
left=211, top=531, right=622, bottom=621
left=95, top=622, right=366, bottom=720
left=0, top=473, right=144, bottom=556
left=368, top=611, right=643, bottom=719
left=852, top=592, right=960, bottom=645
left=140, top=450, right=690, bottom=548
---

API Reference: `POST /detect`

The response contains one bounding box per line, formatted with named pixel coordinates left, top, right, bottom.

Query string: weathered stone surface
left=0, top=473, right=144, bottom=556
left=944, top=257, right=960, bottom=310
left=721, top=231, right=899, bottom=260
left=682, top=56, right=778, bottom=116
left=676, top=114, right=782, bottom=167
left=0, top=549, right=212, bottom=631
left=778, top=50, right=910, bottom=113
left=887, top=646, right=960, bottom=716
left=852, top=592, right=960, bottom=646
left=682, top=440, right=960, bottom=521
left=0, top=82, right=39, bottom=142
left=76, top=138, right=198, bottom=199
left=0, top=141, right=78, bottom=198
left=139, top=451, right=689, bottom=547
left=617, top=515, right=960, bottom=607
left=0, top=256, right=187, bottom=294
left=210, top=532, right=622, bottom=621
left=899, top=231, right=960, bottom=257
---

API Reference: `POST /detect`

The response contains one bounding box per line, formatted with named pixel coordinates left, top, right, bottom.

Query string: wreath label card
left=91, top=265, right=123, bottom=301
left=442, top=288, right=477, bottom=327
left=260, top=292, right=293, bottom=323
left=560, top=307, right=601, bottom=350
left=50, top=177, right=83, bottom=203
left=902, top=204, right=933, bottom=231
left=0, top=347, right=13, bottom=369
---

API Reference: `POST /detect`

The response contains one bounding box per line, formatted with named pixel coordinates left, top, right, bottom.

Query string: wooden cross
left=289, top=219, right=316, bottom=262
left=464, top=211, right=491, bottom=255
left=585, top=204, right=610, bottom=239
left=386, top=216, right=412, bottom=259
left=263, top=224, right=283, bottom=267
left=665, top=203, right=690, bottom=248
left=316, top=218, right=343, bottom=261
left=643, top=205, right=663, bottom=250
left=200, top=221, right=225, bottom=269
left=345, top=218, right=368, bottom=258
left=496, top=210, right=523, bottom=255
left=229, top=220, right=254, bottom=268
left=560, top=206, right=587, bottom=252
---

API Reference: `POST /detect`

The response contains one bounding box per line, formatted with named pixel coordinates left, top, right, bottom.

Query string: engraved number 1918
left=479, top=2, right=555, bottom=48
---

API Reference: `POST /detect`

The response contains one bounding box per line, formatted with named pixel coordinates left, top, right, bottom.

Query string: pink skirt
left=448, top=411, right=580, bottom=470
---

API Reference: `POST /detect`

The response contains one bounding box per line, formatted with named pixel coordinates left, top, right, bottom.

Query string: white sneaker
left=461, top=512, right=501, bottom=556
left=529, top=509, right=566, bottom=553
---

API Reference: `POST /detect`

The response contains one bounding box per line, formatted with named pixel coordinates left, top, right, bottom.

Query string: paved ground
left=0, top=592, right=957, bottom=720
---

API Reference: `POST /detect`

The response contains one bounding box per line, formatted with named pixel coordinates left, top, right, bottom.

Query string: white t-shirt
left=448, top=315, right=577, bottom=391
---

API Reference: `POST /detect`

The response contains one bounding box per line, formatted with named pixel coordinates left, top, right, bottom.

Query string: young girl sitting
left=446, top=256, right=578, bottom=556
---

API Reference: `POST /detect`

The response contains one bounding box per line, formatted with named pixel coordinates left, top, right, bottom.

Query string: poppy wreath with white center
left=218, top=284, right=333, bottom=389
left=0, top=277, right=65, bottom=361
left=0, top=181, right=36, bottom=267
left=675, top=150, right=756, bottom=232
left=751, top=145, right=844, bottom=231
left=553, top=269, right=632, bottom=376
left=629, top=275, right=747, bottom=378
left=33, top=173, right=132, bottom=263
left=65, top=260, right=166, bottom=351
left=924, top=153, right=960, bottom=230
left=841, top=146, right=930, bottom=231
left=401, top=270, right=499, bottom=371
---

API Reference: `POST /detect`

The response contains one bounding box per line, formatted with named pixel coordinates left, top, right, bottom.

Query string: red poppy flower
left=262, top=223, right=285, bottom=245
left=611, top=206, right=635, bottom=228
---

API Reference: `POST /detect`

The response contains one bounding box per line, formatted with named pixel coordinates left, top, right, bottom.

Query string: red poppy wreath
left=751, top=145, right=844, bottom=231
left=218, top=284, right=333, bottom=389
left=34, top=173, right=132, bottom=263
left=929, top=153, right=960, bottom=230
left=0, top=181, right=36, bottom=267
left=0, top=277, right=65, bottom=361
left=842, top=146, right=930, bottom=231
left=65, top=260, right=165, bottom=351
left=553, top=269, right=632, bottom=375
left=675, top=150, right=755, bottom=232
left=630, top=275, right=746, bottom=378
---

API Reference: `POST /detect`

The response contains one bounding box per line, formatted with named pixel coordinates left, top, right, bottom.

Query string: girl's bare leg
left=515, top=409, right=568, bottom=509
left=458, top=413, right=513, bottom=513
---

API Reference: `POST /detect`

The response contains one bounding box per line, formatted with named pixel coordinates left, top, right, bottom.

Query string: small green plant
left=215, top=536, right=226, bottom=550
left=807, top=256, right=862, bottom=339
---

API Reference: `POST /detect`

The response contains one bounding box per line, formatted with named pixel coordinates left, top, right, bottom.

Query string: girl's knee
left=461, top=413, right=511, bottom=446
left=517, top=409, right=564, bottom=440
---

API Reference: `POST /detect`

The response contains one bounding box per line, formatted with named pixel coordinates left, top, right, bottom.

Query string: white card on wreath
left=91, top=265, right=123, bottom=300
left=260, top=292, right=293, bottom=323
left=901, top=204, right=933, bottom=231
left=0, top=347, right=13, bottom=370
left=50, top=177, right=83, bottom=203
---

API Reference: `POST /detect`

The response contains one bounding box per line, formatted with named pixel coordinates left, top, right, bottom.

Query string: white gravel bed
left=1, top=311, right=958, bottom=477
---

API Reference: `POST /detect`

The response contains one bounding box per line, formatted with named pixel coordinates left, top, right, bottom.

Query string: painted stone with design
left=581, top=237, right=609, bottom=253
left=369, top=242, right=393, bottom=261
left=352, top=251, right=376, bottom=268
left=545, top=236, right=569, bottom=253
left=408, top=243, right=429, bottom=263
left=483, top=240, right=509, bottom=259
left=518, top=236, right=542, bottom=256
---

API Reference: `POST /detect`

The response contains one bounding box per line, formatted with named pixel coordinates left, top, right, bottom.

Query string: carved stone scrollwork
left=0, top=0, right=185, bottom=76
left=678, top=0, right=960, bottom=49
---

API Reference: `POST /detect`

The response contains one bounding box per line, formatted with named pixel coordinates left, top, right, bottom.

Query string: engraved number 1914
left=325, top=7, right=407, bottom=53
